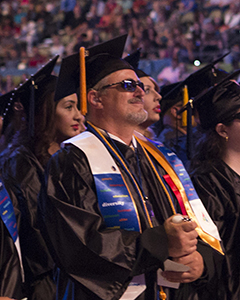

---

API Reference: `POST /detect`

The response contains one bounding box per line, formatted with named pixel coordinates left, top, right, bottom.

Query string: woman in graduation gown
left=0, top=111, right=24, bottom=299
left=0, top=57, right=85, bottom=300
left=189, top=76, right=240, bottom=300
left=0, top=186, right=24, bottom=299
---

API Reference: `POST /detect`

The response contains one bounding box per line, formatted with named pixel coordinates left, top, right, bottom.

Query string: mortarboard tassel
left=182, top=85, right=188, bottom=127
left=79, top=47, right=87, bottom=116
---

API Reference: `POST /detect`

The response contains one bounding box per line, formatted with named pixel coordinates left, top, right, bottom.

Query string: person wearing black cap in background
left=153, top=55, right=230, bottom=168
left=39, top=35, right=224, bottom=300
left=188, top=71, right=240, bottom=300
left=154, top=82, right=188, bottom=161
left=0, top=56, right=85, bottom=300
left=0, top=92, right=25, bottom=300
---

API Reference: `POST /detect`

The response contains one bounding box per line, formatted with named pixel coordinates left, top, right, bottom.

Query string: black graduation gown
left=156, top=125, right=203, bottom=170
left=155, top=125, right=188, bottom=166
left=38, top=136, right=223, bottom=300
left=0, top=185, right=24, bottom=299
left=191, top=161, right=240, bottom=300
left=1, top=145, right=56, bottom=300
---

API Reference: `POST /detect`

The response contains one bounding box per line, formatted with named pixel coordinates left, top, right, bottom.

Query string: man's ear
left=215, top=123, right=228, bottom=138
left=88, top=90, right=103, bottom=108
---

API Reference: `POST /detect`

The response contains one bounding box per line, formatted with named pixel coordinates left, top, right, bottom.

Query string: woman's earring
left=226, top=136, right=229, bottom=142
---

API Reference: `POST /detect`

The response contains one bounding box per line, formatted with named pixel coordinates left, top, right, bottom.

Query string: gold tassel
left=79, top=47, right=87, bottom=116
left=159, top=286, right=167, bottom=299
left=182, top=85, right=188, bottom=127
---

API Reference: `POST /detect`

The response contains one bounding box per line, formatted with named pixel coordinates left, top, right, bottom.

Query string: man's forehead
left=107, top=69, right=138, bottom=81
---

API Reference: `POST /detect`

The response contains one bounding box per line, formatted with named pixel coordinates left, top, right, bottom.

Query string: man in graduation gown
left=39, top=36, right=224, bottom=300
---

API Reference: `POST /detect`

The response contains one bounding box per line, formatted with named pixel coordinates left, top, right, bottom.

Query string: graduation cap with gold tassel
left=54, top=34, right=130, bottom=116
left=163, top=51, right=231, bottom=102
left=159, top=52, right=231, bottom=159
left=186, top=68, right=240, bottom=129
left=177, top=68, right=240, bottom=159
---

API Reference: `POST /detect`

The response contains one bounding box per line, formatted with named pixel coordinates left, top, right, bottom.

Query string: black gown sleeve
left=1, top=147, right=56, bottom=299
left=0, top=213, right=24, bottom=298
left=192, top=164, right=240, bottom=299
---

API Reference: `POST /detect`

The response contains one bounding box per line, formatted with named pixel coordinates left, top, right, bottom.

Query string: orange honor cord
left=79, top=47, right=87, bottom=116
left=182, top=85, right=188, bottom=127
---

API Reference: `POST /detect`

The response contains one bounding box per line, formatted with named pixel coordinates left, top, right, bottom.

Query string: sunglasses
left=98, top=79, right=145, bottom=92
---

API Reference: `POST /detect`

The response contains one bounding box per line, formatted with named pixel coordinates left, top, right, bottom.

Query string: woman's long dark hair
left=33, top=75, right=58, bottom=167
left=189, top=119, right=234, bottom=175
left=5, top=75, right=58, bottom=168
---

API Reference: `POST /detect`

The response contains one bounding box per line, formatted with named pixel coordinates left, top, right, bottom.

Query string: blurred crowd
left=0, top=0, right=240, bottom=93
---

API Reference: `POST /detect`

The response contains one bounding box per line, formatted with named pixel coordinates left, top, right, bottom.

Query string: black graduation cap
left=54, top=34, right=130, bottom=103
left=211, top=68, right=229, bottom=84
left=159, top=82, right=183, bottom=116
left=163, top=51, right=231, bottom=101
left=176, top=69, right=240, bottom=160
left=0, top=90, right=16, bottom=116
left=0, top=90, right=17, bottom=134
left=151, top=81, right=184, bottom=144
left=16, top=55, right=59, bottom=102
left=190, top=69, right=240, bottom=130
left=123, top=48, right=160, bottom=92
left=157, top=52, right=230, bottom=160
left=86, top=53, right=133, bottom=90
left=2, top=55, right=59, bottom=138
left=124, top=48, right=141, bottom=70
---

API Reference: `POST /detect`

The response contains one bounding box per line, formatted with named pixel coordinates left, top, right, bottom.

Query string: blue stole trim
left=0, top=179, right=18, bottom=242
left=0, top=179, right=24, bottom=280
left=87, top=125, right=153, bottom=226
left=150, top=140, right=197, bottom=201
left=136, top=136, right=221, bottom=243
left=95, top=173, right=140, bottom=231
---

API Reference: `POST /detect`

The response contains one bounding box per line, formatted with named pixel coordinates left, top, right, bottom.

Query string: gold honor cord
left=139, top=144, right=177, bottom=215
left=135, top=137, right=224, bottom=255
left=120, top=175, right=142, bottom=233
left=79, top=47, right=87, bottom=116
left=87, top=122, right=153, bottom=230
